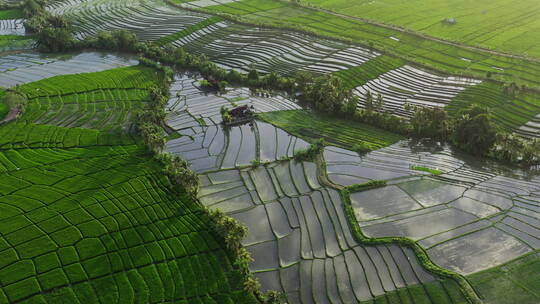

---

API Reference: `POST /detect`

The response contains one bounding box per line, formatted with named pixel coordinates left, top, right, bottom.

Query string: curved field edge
left=175, top=0, right=540, bottom=90
left=257, top=110, right=403, bottom=151
left=338, top=186, right=481, bottom=304
left=311, top=154, right=482, bottom=304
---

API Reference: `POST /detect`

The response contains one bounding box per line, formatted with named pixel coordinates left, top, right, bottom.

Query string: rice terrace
left=0, top=0, right=539, bottom=303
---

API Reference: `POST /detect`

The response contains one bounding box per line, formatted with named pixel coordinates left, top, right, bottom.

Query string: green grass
left=361, top=278, right=469, bottom=304
left=467, top=253, right=540, bottom=304
left=0, top=35, right=34, bottom=51
left=155, top=16, right=222, bottom=46
left=447, top=81, right=540, bottom=132
left=0, top=90, right=8, bottom=121
left=258, top=110, right=403, bottom=151
left=333, top=55, right=406, bottom=89
left=411, top=166, right=443, bottom=175
left=201, top=0, right=540, bottom=89
left=303, top=0, right=540, bottom=60
left=0, top=9, right=23, bottom=20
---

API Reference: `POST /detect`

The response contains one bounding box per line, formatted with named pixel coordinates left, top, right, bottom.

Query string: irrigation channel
left=164, top=72, right=540, bottom=303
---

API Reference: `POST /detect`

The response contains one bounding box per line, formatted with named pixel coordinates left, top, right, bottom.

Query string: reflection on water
left=0, top=51, right=138, bottom=87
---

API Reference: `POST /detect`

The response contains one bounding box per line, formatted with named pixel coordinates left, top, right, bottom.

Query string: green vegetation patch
left=333, top=55, right=405, bottom=89
left=0, top=90, right=7, bottom=120
left=0, top=9, right=24, bottom=20
left=0, top=35, right=34, bottom=51
left=411, top=166, right=442, bottom=175
left=0, top=132, right=252, bottom=302
left=468, top=253, right=540, bottom=304
left=0, top=65, right=258, bottom=303
left=361, top=277, right=469, bottom=304
left=259, top=110, right=402, bottom=151
left=15, top=66, right=162, bottom=131
left=347, top=180, right=387, bottom=192
left=447, top=81, right=540, bottom=132
left=155, top=16, right=222, bottom=46
left=19, top=66, right=161, bottom=99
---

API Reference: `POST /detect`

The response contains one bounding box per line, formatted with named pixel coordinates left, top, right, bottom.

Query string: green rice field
left=0, top=0, right=539, bottom=303
left=202, top=0, right=540, bottom=89
left=0, top=8, right=23, bottom=20
left=258, top=110, right=402, bottom=150
left=17, top=66, right=160, bottom=131
left=0, top=90, right=7, bottom=121
left=0, top=67, right=258, bottom=303
left=468, top=253, right=540, bottom=304
left=303, top=0, right=540, bottom=60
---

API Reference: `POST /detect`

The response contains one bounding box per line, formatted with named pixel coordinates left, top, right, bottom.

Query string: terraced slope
left=325, top=141, right=540, bottom=277
left=170, top=22, right=379, bottom=75
left=42, top=0, right=540, bottom=137
left=0, top=52, right=138, bottom=88
left=468, top=252, right=540, bottom=304
left=164, top=74, right=475, bottom=304
left=447, top=82, right=540, bottom=137
left=200, top=0, right=540, bottom=89
left=198, top=161, right=468, bottom=304
left=165, top=74, right=308, bottom=172
left=352, top=65, right=482, bottom=117
left=0, top=18, right=25, bottom=36
left=47, top=0, right=208, bottom=41
left=0, top=70, right=258, bottom=303
left=259, top=110, right=402, bottom=151
left=17, top=66, right=159, bottom=131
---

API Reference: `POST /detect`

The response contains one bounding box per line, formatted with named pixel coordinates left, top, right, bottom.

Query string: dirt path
left=0, top=107, right=20, bottom=125
left=302, top=4, right=540, bottom=64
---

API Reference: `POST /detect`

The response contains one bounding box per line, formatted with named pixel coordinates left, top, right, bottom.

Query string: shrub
left=294, top=138, right=325, bottom=161
left=352, top=141, right=373, bottom=154
left=411, top=166, right=442, bottom=175
left=347, top=180, right=386, bottom=192
left=220, top=106, right=232, bottom=124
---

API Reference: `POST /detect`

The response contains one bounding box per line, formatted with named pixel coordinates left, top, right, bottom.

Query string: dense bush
left=452, top=105, right=498, bottom=156
left=23, top=0, right=77, bottom=52
left=489, top=133, right=540, bottom=165
left=85, top=29, right=139, bottom=52
left=302, top=75, right=358, bottom=115
left=21, top=0, right=47, bottom=17
left=409, top=105, right=452, bottom=140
